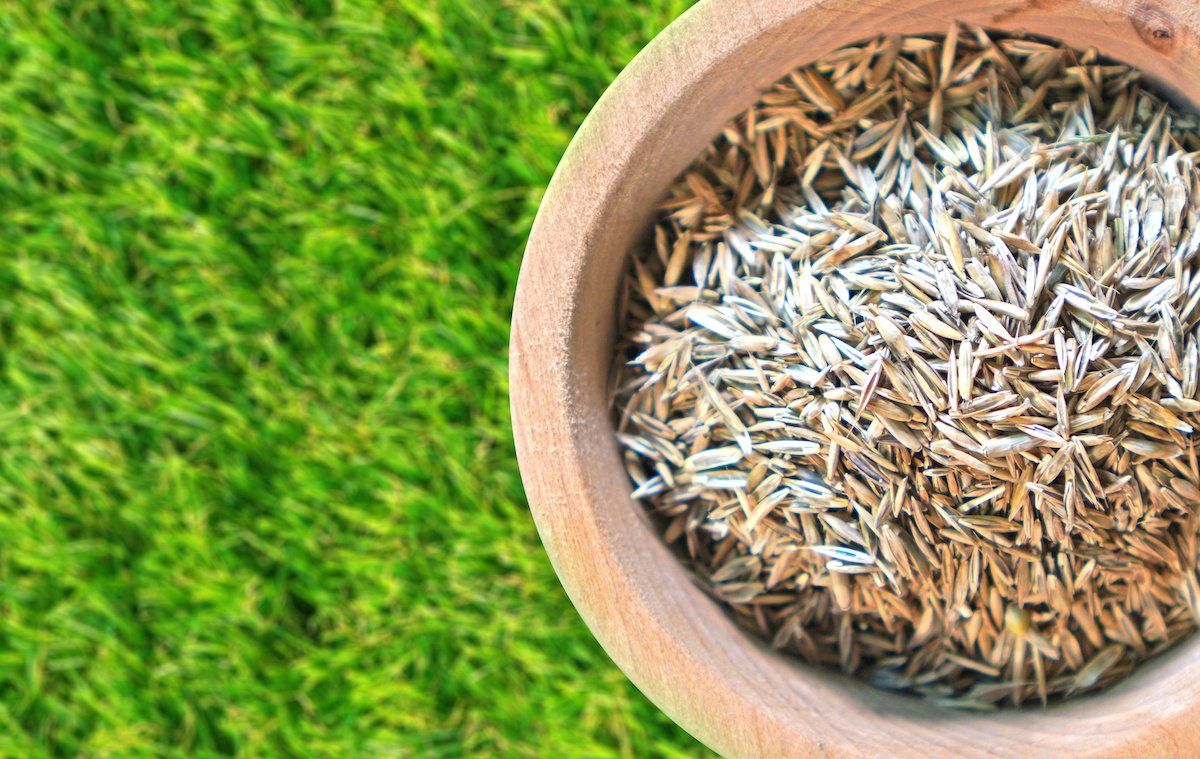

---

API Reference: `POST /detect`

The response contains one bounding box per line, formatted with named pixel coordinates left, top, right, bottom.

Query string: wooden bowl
left=510, top=0, right=1200, bottom=755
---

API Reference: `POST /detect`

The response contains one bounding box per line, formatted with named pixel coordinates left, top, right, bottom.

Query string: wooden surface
left=510, top=0, right=1200, bottom=755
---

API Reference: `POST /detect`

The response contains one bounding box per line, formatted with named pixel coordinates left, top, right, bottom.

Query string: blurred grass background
left=0, top=0, right=707, bottom=755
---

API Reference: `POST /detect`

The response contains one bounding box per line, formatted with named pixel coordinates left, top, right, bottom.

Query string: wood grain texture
left=510, top=1, right=1200, bottom=755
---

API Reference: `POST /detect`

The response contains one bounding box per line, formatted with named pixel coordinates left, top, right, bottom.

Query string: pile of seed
left=613, top=26, right=1200, bottom=707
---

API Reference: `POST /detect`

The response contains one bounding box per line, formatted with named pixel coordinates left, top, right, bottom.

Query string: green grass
left=0, top=0, right=707, bottom=755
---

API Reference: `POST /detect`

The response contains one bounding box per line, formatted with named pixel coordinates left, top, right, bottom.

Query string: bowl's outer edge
left=511, top=0, right=1200, bottom=756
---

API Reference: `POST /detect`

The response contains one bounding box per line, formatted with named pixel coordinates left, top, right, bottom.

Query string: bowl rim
left=511, top=0, right=1200, bottom=755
